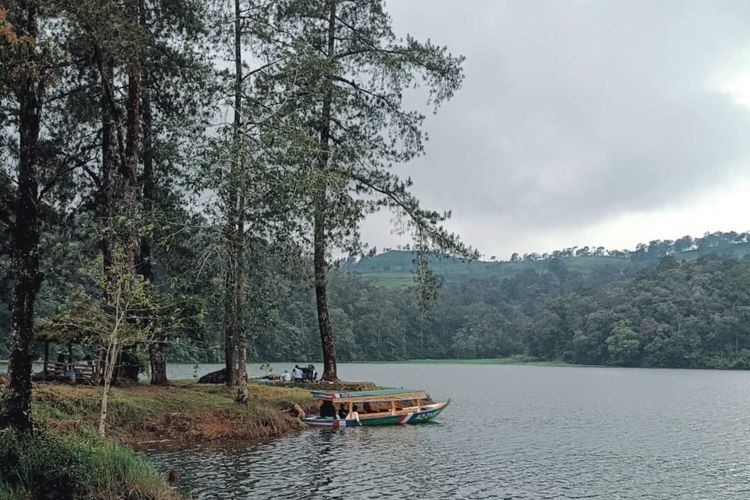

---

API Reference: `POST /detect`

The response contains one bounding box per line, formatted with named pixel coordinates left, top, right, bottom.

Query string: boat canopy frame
left=310, top=388, right=428, bottom=403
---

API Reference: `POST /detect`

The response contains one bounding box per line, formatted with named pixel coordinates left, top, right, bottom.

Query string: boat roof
left=310, top=388, right=428, bottom=402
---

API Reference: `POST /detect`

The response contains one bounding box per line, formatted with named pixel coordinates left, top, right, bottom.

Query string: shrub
left=0, top=428, right=174, bottom=499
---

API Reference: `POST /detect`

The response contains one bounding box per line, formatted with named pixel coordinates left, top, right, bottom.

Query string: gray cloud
left=374, top=0, right=750, bottom=255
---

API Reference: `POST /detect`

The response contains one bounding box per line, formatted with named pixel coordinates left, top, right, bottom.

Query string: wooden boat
left=302, top=388, right=450, bottom=428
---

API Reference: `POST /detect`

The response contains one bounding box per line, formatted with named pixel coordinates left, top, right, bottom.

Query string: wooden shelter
left=35, top=320, right=141, bottom=385
left=34, top=329, right=100, bottom=384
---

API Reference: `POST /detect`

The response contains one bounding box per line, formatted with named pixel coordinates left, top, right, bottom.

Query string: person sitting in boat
left=338, top=404, right=348, bottom=419
left=348, top=404, right=360, bottom=424
left=320, top=400, right=336, bottom=419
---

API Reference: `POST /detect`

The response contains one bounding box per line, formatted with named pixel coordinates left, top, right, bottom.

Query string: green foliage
left=350, top=231, right=750, bottom=287
left=0, top=428, right=172, bottom=499
left=261, top=0, right=476, bottom=328
left=244, top=251, right=750, bottom=370
left=39, top=254, right=180, bottom=350
left=606, top=321, right=641, bottom=366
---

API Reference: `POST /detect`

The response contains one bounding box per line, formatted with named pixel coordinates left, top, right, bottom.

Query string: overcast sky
left=360, top=0, right=750, bottom=259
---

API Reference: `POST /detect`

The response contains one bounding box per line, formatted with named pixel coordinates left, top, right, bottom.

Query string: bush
left=705, top=349, right=750, bottom=370
left=0, top=428, right=173, bottom=499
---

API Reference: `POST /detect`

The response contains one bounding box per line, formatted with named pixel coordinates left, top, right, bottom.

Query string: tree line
left=254, top=251, right=750, bottom=369
left=0, top=0, right=472, bottom=434
left=508, top=231, right=750, bottom=262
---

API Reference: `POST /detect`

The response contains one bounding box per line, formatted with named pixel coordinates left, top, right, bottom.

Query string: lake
left=142, top=363, right=750, bottom=499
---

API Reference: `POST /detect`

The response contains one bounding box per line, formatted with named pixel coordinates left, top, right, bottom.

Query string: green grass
left=0, top=380, right=323, bottom=498
left=0, top=427, right=175, bottom=499
left=32, top=380, right=313, bottom=430
left=28, top=380, right=318, bottom=449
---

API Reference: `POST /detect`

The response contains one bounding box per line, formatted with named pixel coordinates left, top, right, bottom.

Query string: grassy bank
left=0, top=428, right=176, bottom=499
left=32, top=380, right=319, bottom=446
left=0, top=380, right=330, bottom=498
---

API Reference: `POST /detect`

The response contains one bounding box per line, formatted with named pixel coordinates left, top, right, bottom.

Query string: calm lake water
left=141, top=363, right=750, bottom=499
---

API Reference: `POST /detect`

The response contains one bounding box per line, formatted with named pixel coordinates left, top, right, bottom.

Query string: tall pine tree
left=269, top=0, right=475, bottom=380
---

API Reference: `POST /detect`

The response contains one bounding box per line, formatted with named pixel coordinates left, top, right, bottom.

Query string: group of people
left=319, top=400, right=360, bottom=423
left=280, top=364, right=317, bottom=382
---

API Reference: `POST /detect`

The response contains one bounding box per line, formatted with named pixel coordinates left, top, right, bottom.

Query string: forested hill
left=345, top=250, right=631, bottom=287
left=346, top=231, right=750, bottom=287
left=276, top=248, right=741, bottom=369
left=4, top=231, right=750, bottom=369
left=249, top=230, right=750, bottom=369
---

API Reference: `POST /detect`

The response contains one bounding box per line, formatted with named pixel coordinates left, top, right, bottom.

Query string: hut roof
left=36, top=319, right=101, bottom=345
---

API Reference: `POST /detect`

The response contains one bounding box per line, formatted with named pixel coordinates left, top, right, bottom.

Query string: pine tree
left=0, top=0, right=46, bottom=432
left=269, top=0, right=475, bottom=380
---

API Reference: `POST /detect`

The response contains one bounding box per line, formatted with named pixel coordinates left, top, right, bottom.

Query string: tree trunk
left=1, top=0, right=44, bottom=433
left=118, top=0, right=141, bottom=269
left=314, top=0, right=338, bottom=382
left=224, top=271, right=235, bottom=385
left=98, top=340, right=120, bottom=437
left=235, top=341, right=248, bottom=403
left=124, top=7, right=140, bottom=188
left=137, top=2, right=168, bottom=385
left=95, top=1, right=142, bottom=431
left=225, top=0, right=247, bottom=388
left=148, top=342, right=168, bottom=385
left=100, top=58, right=115, bottom=273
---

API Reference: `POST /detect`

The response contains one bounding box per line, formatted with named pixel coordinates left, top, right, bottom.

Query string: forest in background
left=252, top=230, right=750, bottom=368
left=188, top=230, right=750, bottom=369
left=3, top=230, right=750, bottom=369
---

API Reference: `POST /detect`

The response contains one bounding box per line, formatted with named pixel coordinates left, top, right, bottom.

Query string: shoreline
left=1, top=380, right=325, bottom=498
left=364, top=357, right=583, bottom=367
left=8, top=359, right=750, bottom=374
left=30, top=378, right=376, bottom=449
left=33, top=380, right=320, bottom=449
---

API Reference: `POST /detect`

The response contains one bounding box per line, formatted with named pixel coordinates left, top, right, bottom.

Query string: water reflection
left=105, top=364, right=750, bottom=498
left=148, top=423, right=460, bottom=499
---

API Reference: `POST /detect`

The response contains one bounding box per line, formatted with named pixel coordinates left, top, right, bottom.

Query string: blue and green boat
left=302, top=388, right=450, bottom=428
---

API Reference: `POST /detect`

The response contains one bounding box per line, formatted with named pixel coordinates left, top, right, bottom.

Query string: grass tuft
left=0, top=427, right=175, bottom=499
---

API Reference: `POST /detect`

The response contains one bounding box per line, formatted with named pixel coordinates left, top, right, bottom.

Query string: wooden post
left=42, top=341, right=49, bottom=380
left=348, top=401, right=353, bottom=418
left=391, top=401, right=396, bottom=415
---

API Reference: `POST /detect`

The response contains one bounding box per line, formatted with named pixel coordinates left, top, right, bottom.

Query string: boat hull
left=302, top=400, right=450, bottom=428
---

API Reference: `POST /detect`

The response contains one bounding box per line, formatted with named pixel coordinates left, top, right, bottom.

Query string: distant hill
left=345, top=231, right=750, bottom=287
left=251, top=234, right=750, bottom=368
left=345, top=250, right=631, bottom=287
